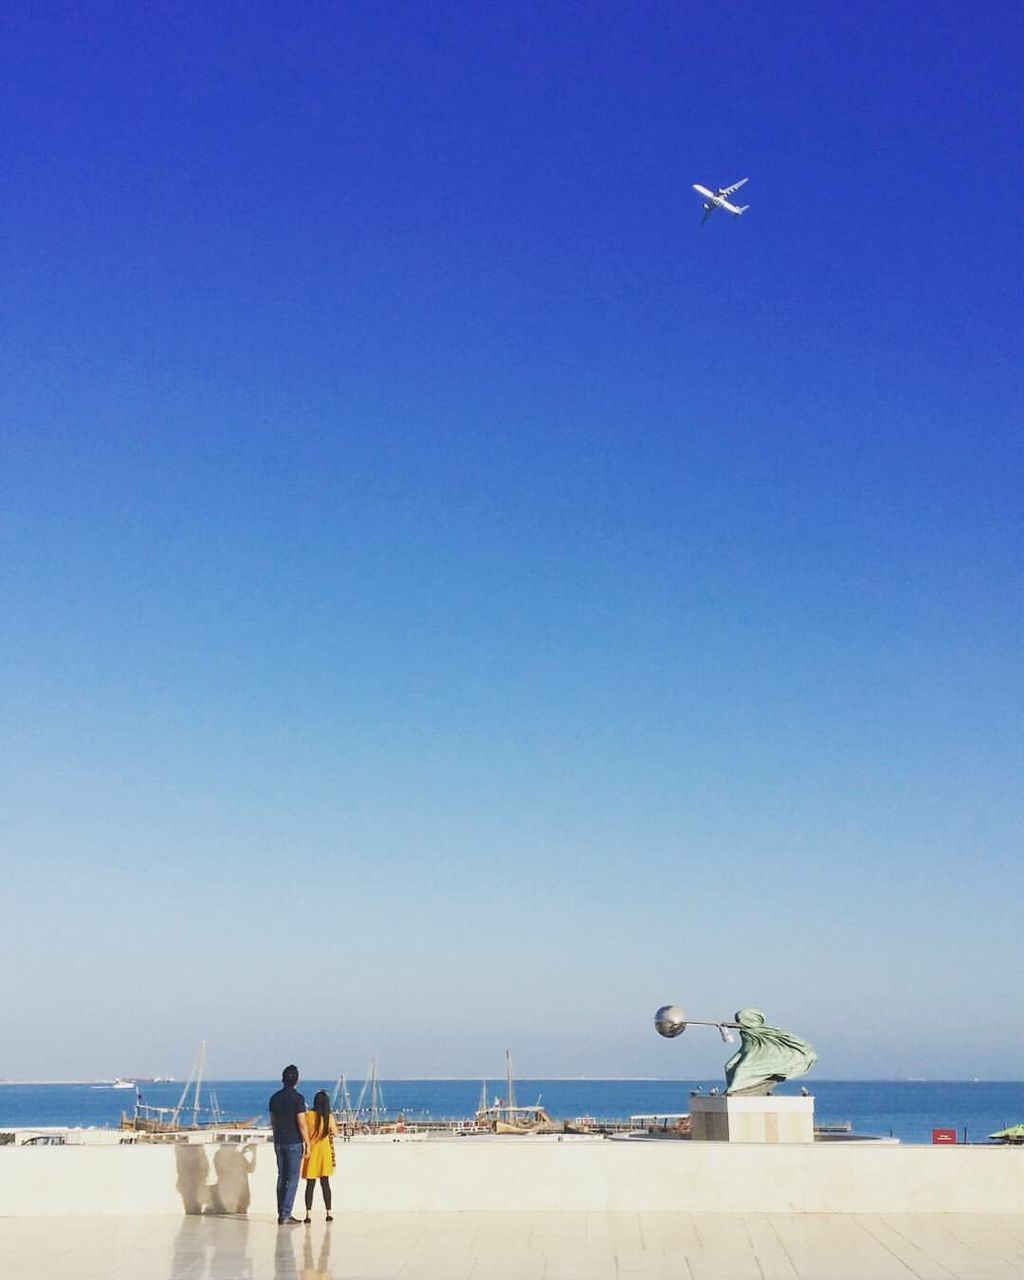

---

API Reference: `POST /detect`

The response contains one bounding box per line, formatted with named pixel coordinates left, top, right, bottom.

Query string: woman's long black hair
left=312, top=1089, right=332, bottom=1142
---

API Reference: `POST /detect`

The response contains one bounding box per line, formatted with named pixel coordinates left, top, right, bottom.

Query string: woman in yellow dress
left=301, top=1090, right=338, bottom=1222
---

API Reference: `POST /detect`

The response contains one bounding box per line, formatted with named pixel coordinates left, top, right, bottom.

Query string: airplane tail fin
left=733, top=205, right=750, bottom=218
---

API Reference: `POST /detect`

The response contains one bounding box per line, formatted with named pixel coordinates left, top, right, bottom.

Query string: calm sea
left=2, top=1079, right=1021, bottom=1145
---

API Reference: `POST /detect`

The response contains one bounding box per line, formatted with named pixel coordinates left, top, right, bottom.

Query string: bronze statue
left=655, top=1004, right=817, bottom=1095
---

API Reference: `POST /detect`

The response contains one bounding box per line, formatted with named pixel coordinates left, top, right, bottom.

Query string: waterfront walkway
left=2, top=1211, right=1023, bottom=1278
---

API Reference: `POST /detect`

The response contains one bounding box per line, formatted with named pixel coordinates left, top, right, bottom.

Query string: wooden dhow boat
left=120, top=1042, right=257, bottom=1135
left=471, top=1051, right=556, bottom=1135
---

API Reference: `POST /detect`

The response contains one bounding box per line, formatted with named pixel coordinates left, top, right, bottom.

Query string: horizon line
left=2, top=1076, right=1021, bottom=1086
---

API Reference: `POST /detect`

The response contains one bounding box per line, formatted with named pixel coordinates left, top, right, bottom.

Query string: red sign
left=932, top=1128, right=957, bottom=1145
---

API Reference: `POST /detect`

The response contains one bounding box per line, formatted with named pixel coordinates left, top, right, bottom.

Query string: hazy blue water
left=2, top=1079, right=1021, bottom=1145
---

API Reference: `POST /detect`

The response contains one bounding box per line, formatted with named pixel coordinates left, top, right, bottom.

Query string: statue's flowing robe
left=724, top=1009, right=817, bottom=1096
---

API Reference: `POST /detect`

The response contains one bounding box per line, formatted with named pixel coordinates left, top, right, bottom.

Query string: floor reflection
left=4, top=1211, right=1020, bottom=1280
left=210, top=1217, right=252, bottom=1277
left=169, top=1216, right=254, bottom=1278
left=273, top=1225, right=297, bottom=1279
left=302, top=1225, right=332, bottom=1279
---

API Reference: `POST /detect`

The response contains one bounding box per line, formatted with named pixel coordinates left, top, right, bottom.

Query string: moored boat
left=119, top=1043, right=257, bottom=1136
left=471, top=1051, right=557, bottom=1135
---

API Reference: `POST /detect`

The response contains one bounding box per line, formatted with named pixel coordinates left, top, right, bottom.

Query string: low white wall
left=1, top=1140, right=1022, bottom=1217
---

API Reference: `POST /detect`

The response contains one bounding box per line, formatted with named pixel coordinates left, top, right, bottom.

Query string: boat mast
left=171, top=1078, right=190, bottom=1128
left=505, top=1049, right=516, bottom=1114
left=354, top=1063, right=369, bottom=1124
left=370, top=1057, right=379, bottom=1128
left=477, top=1079, right=488, bottom=1115
left=354, top=1057, right=382, bottom=1130
left=192, top=1041, right=206, bottom=1128
left=331, top=1072, right=353, bottom=1122
left=171, top=1043, right=203, bottom=1128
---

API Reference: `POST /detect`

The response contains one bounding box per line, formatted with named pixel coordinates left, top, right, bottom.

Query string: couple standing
left=269, top=1064, right=339, bottom=1225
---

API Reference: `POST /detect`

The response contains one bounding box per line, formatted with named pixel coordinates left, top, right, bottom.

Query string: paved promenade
left=2, top=1211, right=1023, bottom=1279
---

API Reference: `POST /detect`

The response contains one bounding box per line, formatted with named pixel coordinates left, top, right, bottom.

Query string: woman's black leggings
left=304, top=1177, right=332, bottom=1211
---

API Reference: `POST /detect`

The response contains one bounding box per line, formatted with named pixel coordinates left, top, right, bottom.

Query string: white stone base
left=689, top=1094, right=815, bottom=1143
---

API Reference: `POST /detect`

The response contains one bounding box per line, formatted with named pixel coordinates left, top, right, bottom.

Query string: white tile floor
left=1, top=1212, right=1023, bottom=1279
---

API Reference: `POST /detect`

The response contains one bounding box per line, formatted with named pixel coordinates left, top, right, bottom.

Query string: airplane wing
left=700, top=206, right=713, bottom=225
left=718, top=178, right=748, bottom=197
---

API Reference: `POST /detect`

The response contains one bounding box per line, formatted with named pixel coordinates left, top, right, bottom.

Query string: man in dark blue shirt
left=269, top=1064, right=310, bottom=1224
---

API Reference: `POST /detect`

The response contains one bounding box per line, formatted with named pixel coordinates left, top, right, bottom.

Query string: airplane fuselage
left=692, top=184, right=746, bottom=217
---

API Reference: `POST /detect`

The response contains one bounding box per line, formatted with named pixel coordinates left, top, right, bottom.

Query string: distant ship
left=110, top=1078, right=136, bottom=1090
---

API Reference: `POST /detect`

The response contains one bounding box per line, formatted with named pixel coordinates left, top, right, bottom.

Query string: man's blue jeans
left=274, top=1142, right=304, bottom=1220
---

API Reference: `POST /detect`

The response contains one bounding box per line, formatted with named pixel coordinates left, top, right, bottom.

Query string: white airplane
left=693, top=178, right=750, bottom=224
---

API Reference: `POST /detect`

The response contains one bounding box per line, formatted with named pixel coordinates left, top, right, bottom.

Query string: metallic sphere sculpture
left=654, top=1005, right=687, bottom=1038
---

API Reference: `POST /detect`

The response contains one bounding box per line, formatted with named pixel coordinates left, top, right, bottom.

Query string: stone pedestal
left=689, top=1094, right=815, bottom=1143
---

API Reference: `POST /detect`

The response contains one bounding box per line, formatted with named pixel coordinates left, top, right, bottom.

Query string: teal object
left=724, top=1009, right=817, bottom=1096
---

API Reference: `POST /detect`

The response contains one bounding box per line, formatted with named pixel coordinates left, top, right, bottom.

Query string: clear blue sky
left=2, top=2, right=1021, bottom=1082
